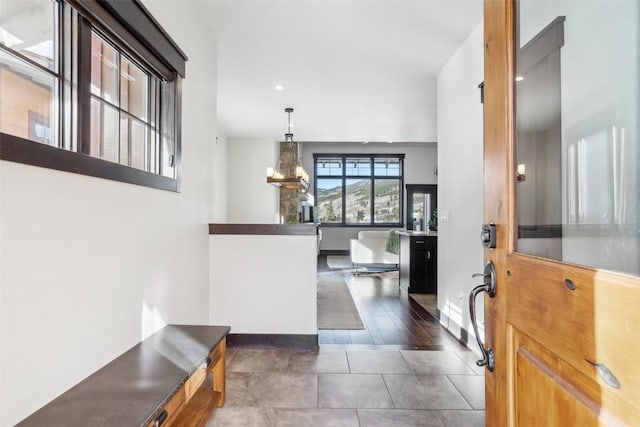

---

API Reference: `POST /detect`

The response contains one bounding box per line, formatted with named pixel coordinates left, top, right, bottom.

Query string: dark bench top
left=18, top=324, right=230, bottom=427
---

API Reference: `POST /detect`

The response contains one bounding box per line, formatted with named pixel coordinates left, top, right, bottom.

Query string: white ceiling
left=200, top=0, right=483, bottom=143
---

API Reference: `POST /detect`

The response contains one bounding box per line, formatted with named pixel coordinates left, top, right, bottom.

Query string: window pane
left=149, top=129, right=158, bottom=173
left=161, top=79, right=176, bottom=178
left=374, top=157, right=401, bottom=176
left=150, top=78, right=158, bottom=127
left=413, top=193, right=425, bottom=222
left=374, top=179, right=400, bottom=223
left=90, top=98, right=118, bottom=162
left=119, top=115, right=129, bottom=165
left=0, top=0, right=57, bottom=71
left=345, top=158, right=371, bottom=176
left=317, top=178, right=342, bottom=223
left=0, top=49, right=57, bottom=146
left=130, top=119, right=147, bottom=170
left=316, top=157, right=343, bottom=176
left=119, top=116, right=148, bottom=170
left=91, top=32, right=118, bottom=104
left=120, top=56, right=148, bottom=121
left=345, top=179, right=371, bottom=224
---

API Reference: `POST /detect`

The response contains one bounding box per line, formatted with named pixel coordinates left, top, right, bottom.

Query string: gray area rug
left=326, top=255, right=353, bottom=269
left=317, top=279, right=365, bottom=330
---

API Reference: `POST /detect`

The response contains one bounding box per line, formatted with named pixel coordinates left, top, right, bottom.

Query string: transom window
left=314, top=154, right=404, bottom=226
left=0, top=0, right=185, bottom=190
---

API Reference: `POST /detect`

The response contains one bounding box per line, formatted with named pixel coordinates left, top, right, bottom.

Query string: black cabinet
left=399, top=234, right=437, bottom=294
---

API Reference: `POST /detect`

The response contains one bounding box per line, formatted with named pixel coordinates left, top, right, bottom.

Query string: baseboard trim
left=227, top=333, right=319, bottom=350
left=319, top=249, right=350, bottom=256
left=437, top=309, right=470, bottom=348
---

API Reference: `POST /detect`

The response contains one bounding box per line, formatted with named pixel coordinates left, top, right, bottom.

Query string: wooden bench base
left=150, top=338, right=227, bottom=427
left=18, top=325, right=230, bottom=427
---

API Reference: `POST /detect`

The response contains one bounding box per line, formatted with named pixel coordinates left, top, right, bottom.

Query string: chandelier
left=266, top=107, right=310, bottom=191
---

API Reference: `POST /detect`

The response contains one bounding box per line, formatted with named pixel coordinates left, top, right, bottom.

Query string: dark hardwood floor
left=317, top=255, right=467, bottom=351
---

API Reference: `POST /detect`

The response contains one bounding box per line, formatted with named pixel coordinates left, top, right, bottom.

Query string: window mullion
left=146, top=76, right=151, bottom=172
left=369, top=155, right=375, bottom=225
left=77, top=16, right=92, bottom=155
left=341, top=155, right=346, bottom=225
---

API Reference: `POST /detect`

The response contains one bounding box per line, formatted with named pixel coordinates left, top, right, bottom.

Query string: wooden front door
left=483, top=0, right=640, bottom=425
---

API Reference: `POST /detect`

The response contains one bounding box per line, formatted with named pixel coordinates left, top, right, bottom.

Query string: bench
left=18, top=325, right=230, bottom=427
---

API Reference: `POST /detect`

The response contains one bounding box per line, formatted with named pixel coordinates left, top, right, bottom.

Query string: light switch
left=439, top=209, right=450, bottom=222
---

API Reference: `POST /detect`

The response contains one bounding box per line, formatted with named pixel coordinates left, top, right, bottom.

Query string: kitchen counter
left=396, top=230, right=438, bottom=237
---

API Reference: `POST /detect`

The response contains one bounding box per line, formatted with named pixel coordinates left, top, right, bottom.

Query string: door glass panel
left=515, top=1, right=640, bottom=275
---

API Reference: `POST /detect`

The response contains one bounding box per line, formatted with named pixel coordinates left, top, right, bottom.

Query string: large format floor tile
left=226, top=372, right=317, bottom=408
left=439, top=410, right=486, bottom=427
left=454, top=350, right=486, bottom=375
left=227, top=349, right=292, bottom=373
left=207, top=407, right=276, bottom=427
left=400, top=351, right=476, bottom=375
left=318, top=374, right=394, bottom=409
left=347, top=351, right=412, bottom=374
left=357, top=409, right=445, bottom=427
left=447, top=375, right=485, bottom=409
left=273, top=409, right=359, bottom=427
left=383, top=374, right=472, bottom=410
left=287, top=350, right=350, bottom=373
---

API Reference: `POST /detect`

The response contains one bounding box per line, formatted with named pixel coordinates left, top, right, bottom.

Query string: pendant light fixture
left=266, top=107, right=310, bottom=191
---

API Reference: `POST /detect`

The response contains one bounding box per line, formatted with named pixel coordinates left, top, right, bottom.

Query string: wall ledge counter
left=208, top=223, right=318, bottom=338
left=209, top=223, right=318, bottom=235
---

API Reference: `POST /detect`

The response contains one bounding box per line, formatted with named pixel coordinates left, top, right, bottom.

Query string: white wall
left=227, top=138, right=279, bottom=223
left=302, top=142, right=437, bottom=250
left=0, top=2, right=220, bottom=424
left=209, top=234, right=317, bottom=334
left=436, top=22, right=484, bottom=345
left=210, top=135, right=229, bottom=222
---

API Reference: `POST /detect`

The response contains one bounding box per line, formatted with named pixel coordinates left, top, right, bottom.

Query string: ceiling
left=200, top=0, right=482, bottom=143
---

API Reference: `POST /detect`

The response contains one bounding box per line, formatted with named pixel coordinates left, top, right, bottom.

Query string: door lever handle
left=469, top=261, right=497, bottom=371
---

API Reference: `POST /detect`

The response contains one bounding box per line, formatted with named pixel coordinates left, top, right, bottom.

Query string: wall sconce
left=516, top=163, right=526, bottom=182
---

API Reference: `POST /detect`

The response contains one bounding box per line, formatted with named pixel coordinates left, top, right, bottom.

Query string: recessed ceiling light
left=515, top=76, right=524, bottom=82
left=274, top=84, right=284, bottom=91
left=386, top=141, right=393, bottom=144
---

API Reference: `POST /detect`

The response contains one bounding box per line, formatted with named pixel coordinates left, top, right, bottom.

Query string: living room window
left=0, top=0, right=186, bottom=190
left=314, top=154, right=404, bottom=226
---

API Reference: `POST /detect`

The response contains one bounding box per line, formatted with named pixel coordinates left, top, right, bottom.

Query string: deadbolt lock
left=481, top=223, right=497, bottom=249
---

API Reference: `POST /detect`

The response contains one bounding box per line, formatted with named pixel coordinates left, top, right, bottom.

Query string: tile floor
left=206, top=348, right=485, bottom=427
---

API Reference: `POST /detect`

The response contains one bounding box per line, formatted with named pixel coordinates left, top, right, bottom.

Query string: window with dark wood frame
left=0, top=0, right=187, bottom=191
left=314, top=153, right=405, bottom=227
